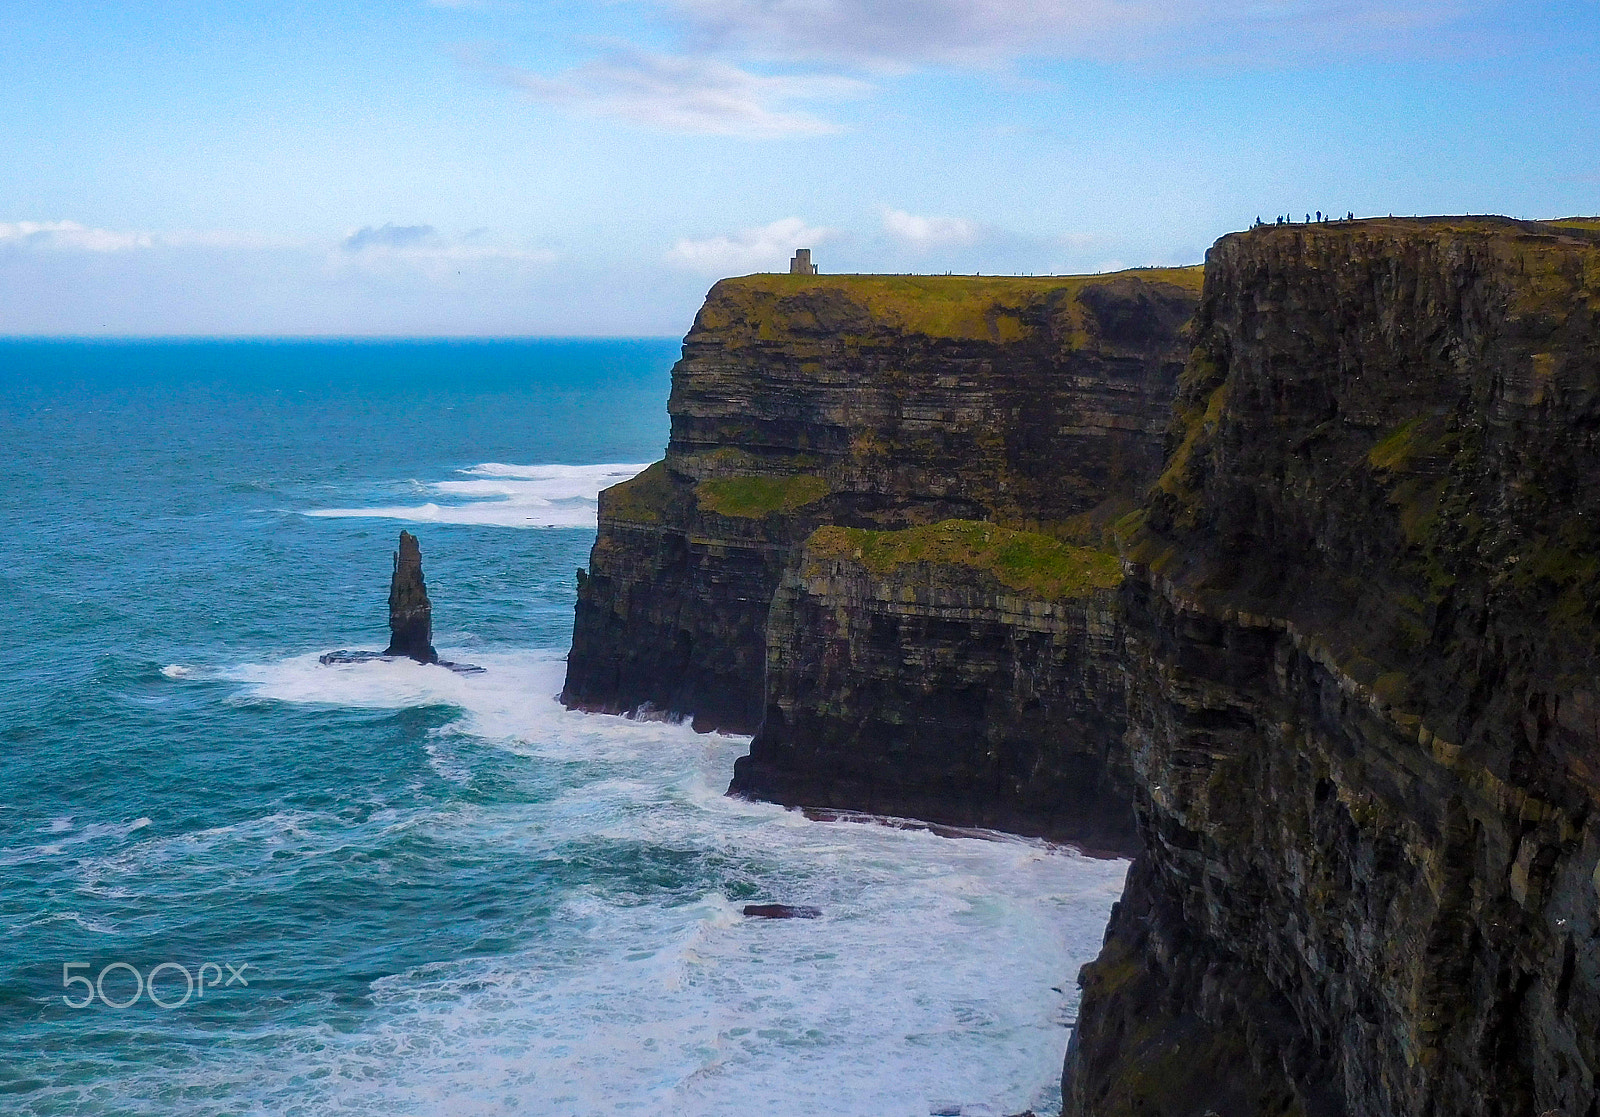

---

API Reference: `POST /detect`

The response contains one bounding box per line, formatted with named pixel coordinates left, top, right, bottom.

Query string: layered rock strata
left=1066, top=218, right=1600, bottom=1116
left=562, top=270, right=1202, bottom=733
left=731, top=519, right=1139, bottom=850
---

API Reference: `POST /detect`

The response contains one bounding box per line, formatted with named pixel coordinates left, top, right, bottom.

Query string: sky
left=0, top=0, right=1594, bottom=336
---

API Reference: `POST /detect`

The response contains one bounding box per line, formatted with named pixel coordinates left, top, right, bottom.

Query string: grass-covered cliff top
left=805, top=520, right=1124, bottom=600
left=696, top=267, right=1203, bottom=342
left=1226, top=214, right=1600, bottom=247
left=1216, top=214, right=1600, bottom=335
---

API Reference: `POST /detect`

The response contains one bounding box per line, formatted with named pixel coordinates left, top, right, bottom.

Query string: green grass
left=701, top=267, right=1204, bottom=342
left=806, top=519, right=1124, bottom=600
left=603, top=461, right=673, bottom=523
left=696, top=474, right=830, bottom=518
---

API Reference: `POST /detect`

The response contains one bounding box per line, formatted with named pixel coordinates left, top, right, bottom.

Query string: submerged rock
left=384, top=530, right=437, bottom=664
left=742, top=903, right=822, bottom=920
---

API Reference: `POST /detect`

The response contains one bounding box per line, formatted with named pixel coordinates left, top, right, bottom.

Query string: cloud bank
left=0, top=221, right=290, bottom=254
left=881, top=208, right=981, bottom=249
left=336, top=224, right=556, bottom=278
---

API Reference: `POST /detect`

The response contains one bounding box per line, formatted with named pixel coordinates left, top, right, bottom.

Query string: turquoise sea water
left=0, top=340, right=1125, bottom=1117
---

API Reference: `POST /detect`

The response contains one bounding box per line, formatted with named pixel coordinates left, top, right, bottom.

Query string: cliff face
left=562, top=270, right=1201, bottom=733
left=734, top=519, right=1138, bottom=849
left=1066, top=218, right=1600, bottom=1116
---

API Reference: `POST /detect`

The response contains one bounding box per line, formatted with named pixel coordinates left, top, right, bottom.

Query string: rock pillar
left=384, top=530, right=437, bottom=663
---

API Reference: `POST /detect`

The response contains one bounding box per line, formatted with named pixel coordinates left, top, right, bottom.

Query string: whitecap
left=160, top=664, right=194, bottom=679
left=302, top=461, right=651, bottom=529
left=103, top=644, right=1133, bottom=1117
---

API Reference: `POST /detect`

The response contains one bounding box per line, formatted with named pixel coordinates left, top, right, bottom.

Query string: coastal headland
left=564, top=218, right=1600, bottom=1115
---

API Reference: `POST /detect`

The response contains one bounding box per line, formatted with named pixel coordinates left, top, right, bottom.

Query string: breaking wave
left=303, top=462, right=651, bottom=528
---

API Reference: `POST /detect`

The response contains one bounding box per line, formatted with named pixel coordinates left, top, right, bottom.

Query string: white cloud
left=0, top=221, right=156, bottom=253
left=669, top=0, right=1485, bottom=66
left=881, top=208, right=980, bottom=249
left=344, top=223, right=437, bottom=251
left=665, top=216, right=834, bottom=273
left=0, top=218, right=555, bottom=289
left=0, top=220, right=299, bottom=253
left=334, top=226, right=557, bottom=279
left=492, top=49, right=868, bottom=137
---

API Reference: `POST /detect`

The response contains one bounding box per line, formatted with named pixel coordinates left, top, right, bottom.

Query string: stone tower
left=789, top=248, right=817, bottom=275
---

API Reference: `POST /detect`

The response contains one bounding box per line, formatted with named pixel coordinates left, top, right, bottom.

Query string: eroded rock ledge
left=733, top=519, right=1139, bottom=851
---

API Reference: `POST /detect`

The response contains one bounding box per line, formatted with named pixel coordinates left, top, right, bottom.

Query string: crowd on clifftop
left=1257, top=211, right=1357, bottom=226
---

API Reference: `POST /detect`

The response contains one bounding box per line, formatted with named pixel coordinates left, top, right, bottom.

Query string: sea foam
left=303, top=461, right=650, bottom=528
left=126, top=650, right=1131, bottom=1117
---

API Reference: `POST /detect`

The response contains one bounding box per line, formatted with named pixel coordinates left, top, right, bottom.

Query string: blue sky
left=0, top=0, right=1593, bottom=335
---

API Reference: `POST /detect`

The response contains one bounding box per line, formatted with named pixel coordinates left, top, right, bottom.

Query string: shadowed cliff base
left=729, top=520, right=1140, bottom=852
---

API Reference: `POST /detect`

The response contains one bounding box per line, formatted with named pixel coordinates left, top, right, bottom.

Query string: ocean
left=0, top=339, right=1127, bottom=1117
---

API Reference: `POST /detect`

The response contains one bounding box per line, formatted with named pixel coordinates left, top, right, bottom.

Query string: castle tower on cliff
left=789, top=249, right=817, bottom=275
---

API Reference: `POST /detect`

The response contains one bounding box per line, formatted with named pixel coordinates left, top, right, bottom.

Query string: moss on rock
left=603, top=461, right=675, bottom=524
left=806, top=519, right=1123, bottom=600
left=696, top=474, right=830, bottom=518
left=698, top=268, right=1204, bottom=343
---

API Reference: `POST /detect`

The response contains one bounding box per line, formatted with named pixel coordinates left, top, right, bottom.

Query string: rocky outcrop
left=562, top=269, right=1202, bottom=732
left=321, top=531, right=484, bottom=674
left=385, top=530, right=436, bottom=664
left=1065, top=218, right=1600, bottom=1117
left=730, top=519, right=1139, bottom=851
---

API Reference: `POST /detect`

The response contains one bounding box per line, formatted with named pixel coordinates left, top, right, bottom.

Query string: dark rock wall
left=562, top=270, right=1201, bottom=732
left=1066, top=218, right=1600, bottom=1117
left=731, top=522, right=1138, bottom=850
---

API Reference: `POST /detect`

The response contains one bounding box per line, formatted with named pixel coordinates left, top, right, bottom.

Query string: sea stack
left=383, top=531, right=437, bottom=664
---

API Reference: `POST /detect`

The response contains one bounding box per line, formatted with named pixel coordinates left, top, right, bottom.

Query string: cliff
left=1065, top=218, right=1600, bottom=1116
left=561, top=219, right=1600, bottom=1113
left=562, top=269, right=1202, bottom=734
left=737, top=519, right=1138, bottom=849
